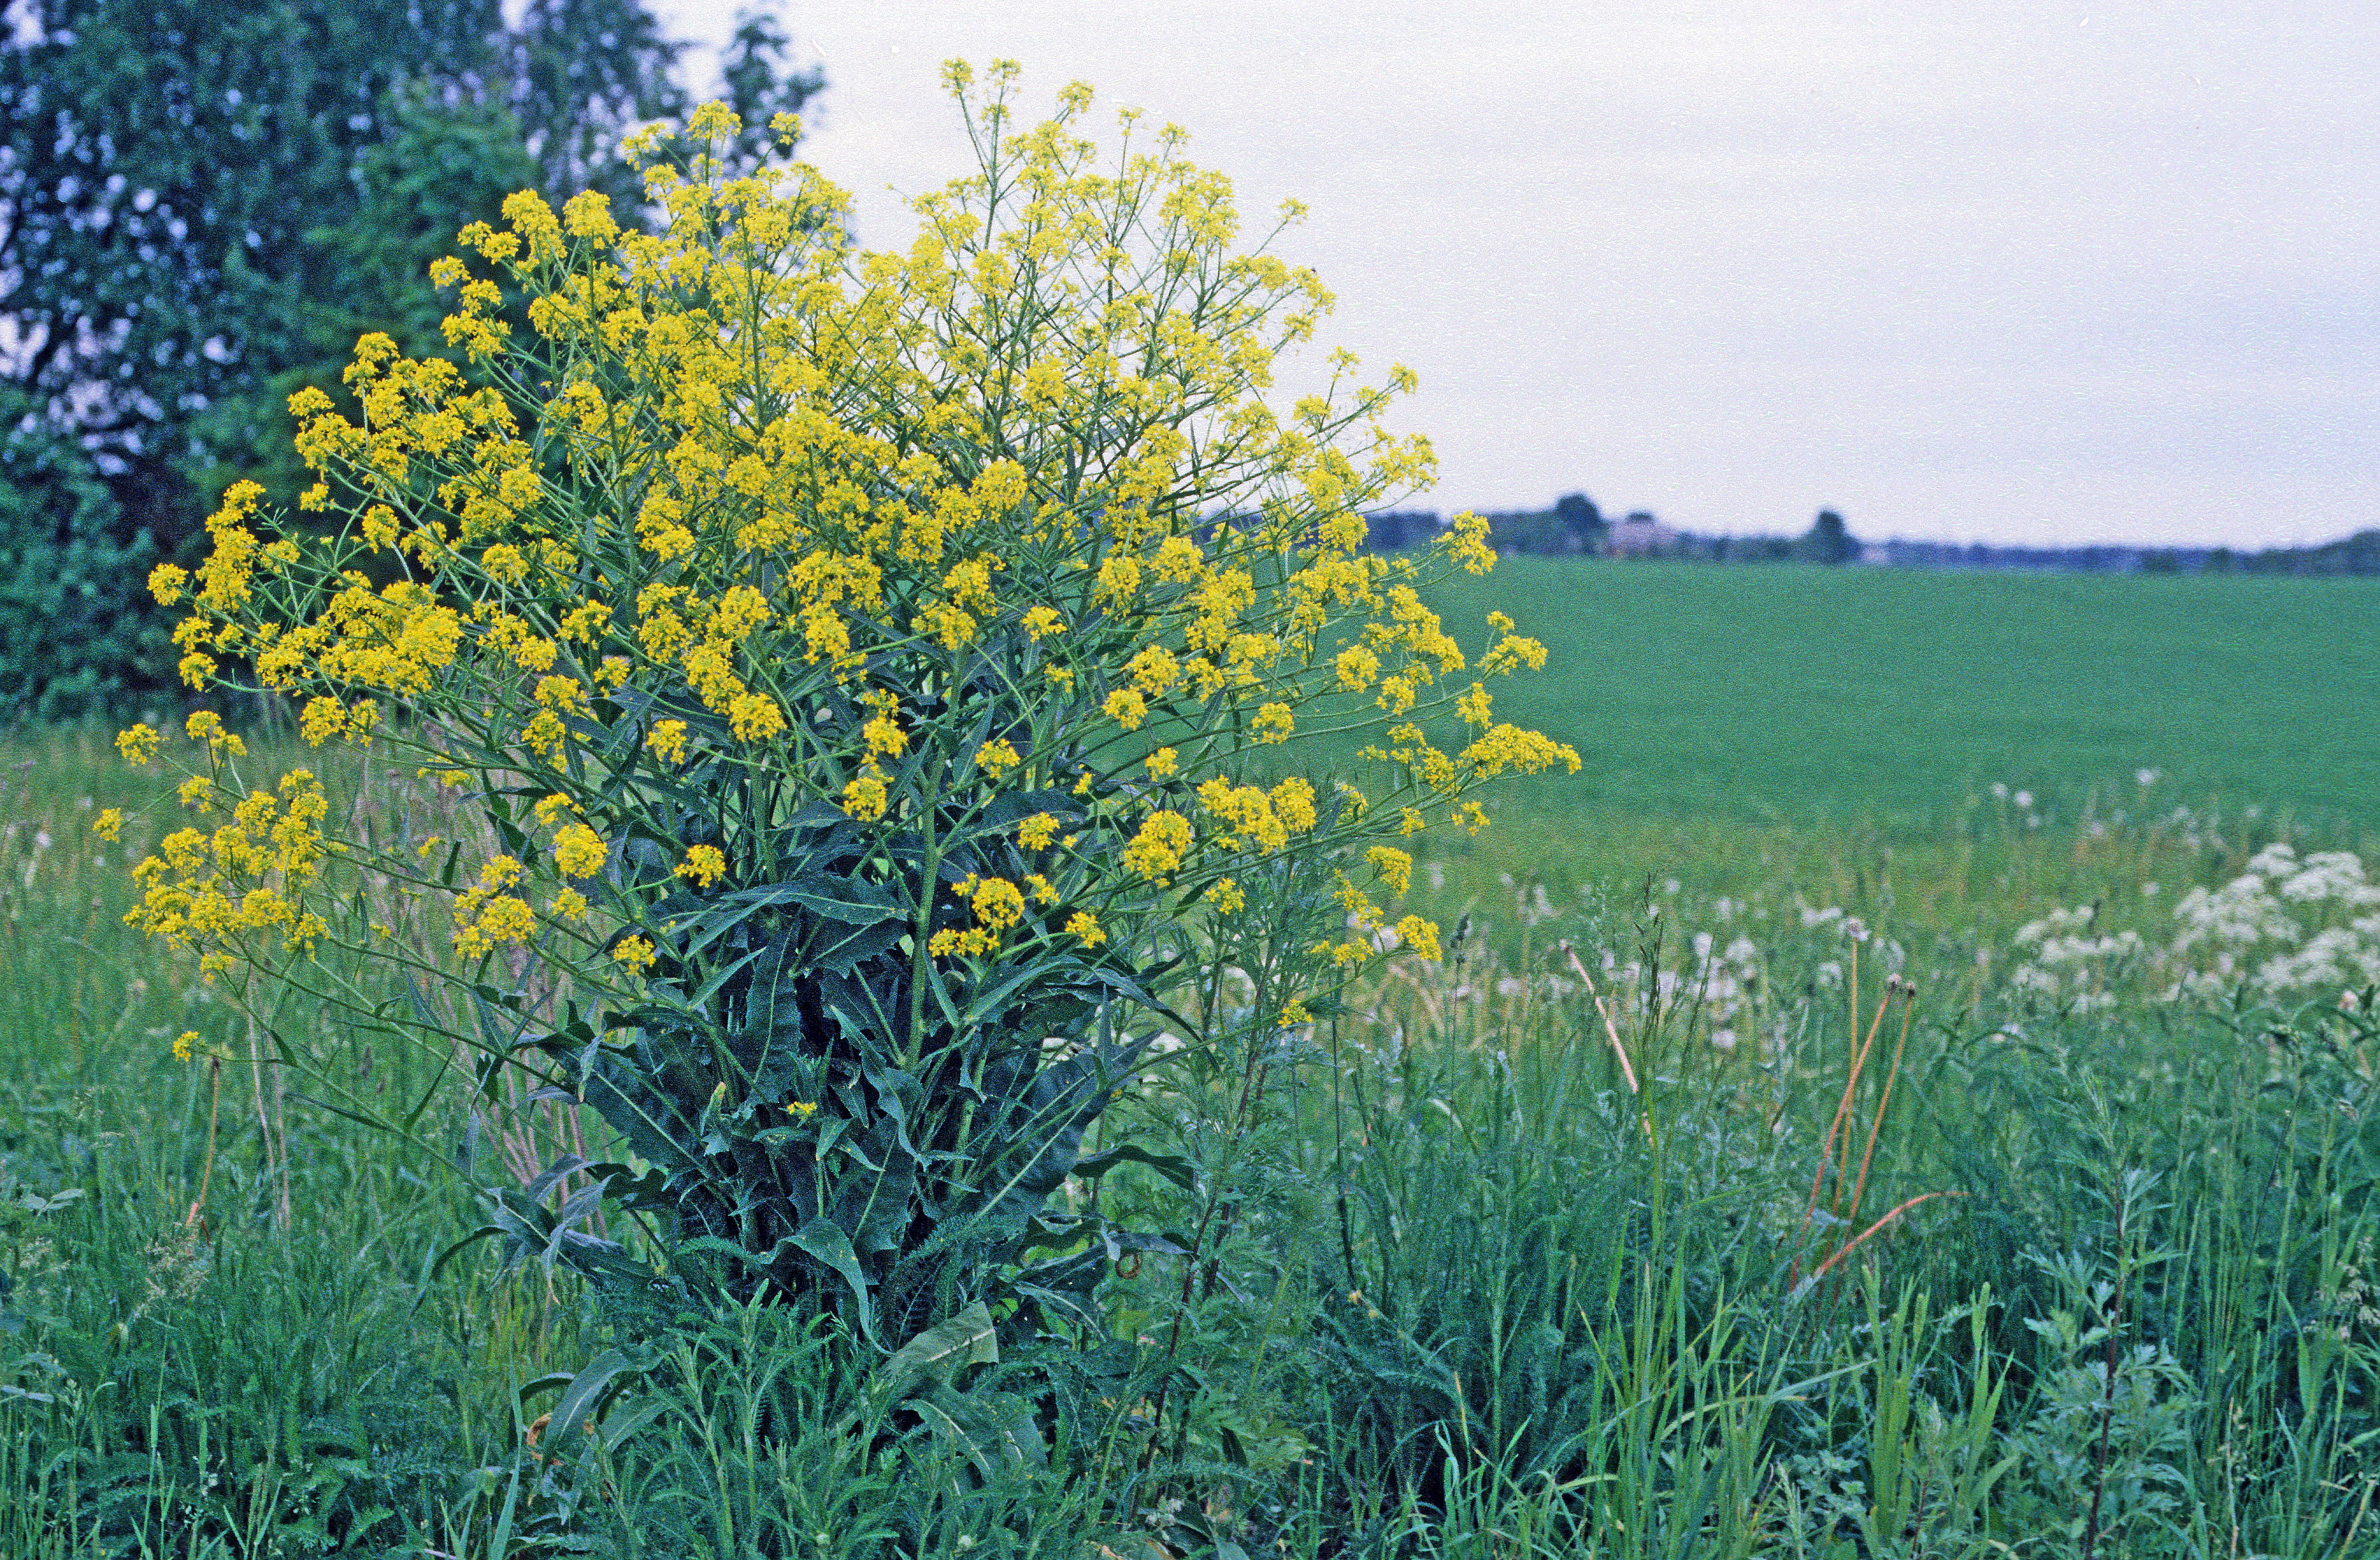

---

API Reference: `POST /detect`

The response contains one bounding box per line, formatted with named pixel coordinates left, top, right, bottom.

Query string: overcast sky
left=653, top=1, right=2378, bottom=548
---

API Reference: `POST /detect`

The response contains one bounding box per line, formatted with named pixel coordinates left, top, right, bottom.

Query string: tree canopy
left=1800, top=508, right=1860, bottom=565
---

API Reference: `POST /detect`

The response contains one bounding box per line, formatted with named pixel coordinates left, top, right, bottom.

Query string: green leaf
left=870, top=1300, right=998, bottom=1406
left=545, top=1348, right=638, bottom=1446
left=778, top=876, right=907, bottom=925
left=788, top=1218, right=879, bottom=1347
left=914, top=1383, right=1048, bottom=1478
left=1073, top=1142, right=1197, bottom=1191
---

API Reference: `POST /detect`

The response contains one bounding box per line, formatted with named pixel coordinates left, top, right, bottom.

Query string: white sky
left=655, top=1, right=2380, bottom=548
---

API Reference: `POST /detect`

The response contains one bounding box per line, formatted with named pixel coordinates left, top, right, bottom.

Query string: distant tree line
left=1369, top=496, right=1864, bottom=565
left=1371, top=496, right=2380, bottom=577
left=1878, top=531, right=2380, bottom=576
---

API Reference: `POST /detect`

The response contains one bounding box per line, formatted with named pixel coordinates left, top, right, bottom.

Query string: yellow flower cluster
left=675, top=844, right=727, bottom=887
left=553, top=823, right=608, bottom=879
left=117, top=78, right=1577, bottom=1023
left=932, top=873, right=1032, bottom=959
left=452, top=855, right=537, bottom=959
left=1195, top=777, right=1316, bottom=856
left=124, top=759, right=333, bottom=980
left=1120, top=812, right=1195, bottom=881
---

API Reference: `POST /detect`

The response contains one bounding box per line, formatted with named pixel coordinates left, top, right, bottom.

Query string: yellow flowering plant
left=119, top=68, right=1576, bottom=1349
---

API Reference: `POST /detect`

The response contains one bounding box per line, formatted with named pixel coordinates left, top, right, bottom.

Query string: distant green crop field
left=1427, top=558, right=2380, bottom=831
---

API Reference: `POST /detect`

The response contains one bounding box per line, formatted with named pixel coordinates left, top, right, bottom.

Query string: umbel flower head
left=118, top=66, right=1577, bottom=1332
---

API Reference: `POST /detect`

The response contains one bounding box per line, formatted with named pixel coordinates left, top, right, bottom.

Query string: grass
left=1403, top=557, right=2380, bottom=912
left=3, top=563, right=2379, bottom=1554
left=1425, top=556, right=2380, bottom=825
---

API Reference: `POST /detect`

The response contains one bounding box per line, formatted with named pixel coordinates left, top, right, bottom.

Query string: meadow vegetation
left=6, top=716, right=2380, bottom=1557
left=4, top=69, right=2379, bottom=1560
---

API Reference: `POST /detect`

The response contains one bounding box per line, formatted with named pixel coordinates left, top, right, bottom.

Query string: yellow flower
left=1445, top=510, right=1497, bottom=574
left=116, top=724, right=161, bottom=764
left=1104, top=689, right=1147, bottom=732
left=118, top=85, right=1581, bottom=1123
left=964, top=876, right=1026, bottom=931
left=481, top=543, right=528, bottom=584
left=729, top=692, right=787, bottom=743
left=1095, top=556, right=1141, bottom=606
left=1270, top=777, right=1317, bottom=832
left=299, top=697, right=347, bottom=747
left=1120, top=811, right=1193, bottom=880
left=1126, top=644, right=1179, bottom=697
left=92, top=808, right=125, bottom=842
left=841, top=769, right=889, bottom=822
left=785, top=1099, right=818, bottom=1119
left=553, top=824, right=608, bottom=880
left=975, top=739, right=1021, bottom=780
left=455, top=894, right=536, bottom=958
left=172, top=1030, right=197, bottom=1063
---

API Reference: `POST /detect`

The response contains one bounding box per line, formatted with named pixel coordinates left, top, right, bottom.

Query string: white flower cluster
left=2007, top=844, right=2380, bottom=1009
left=2007, top=905, right=2145, bottom=1013
left=2169, top=844, right=2380, bottom=999
left=1688, top=930, right=1765, bottom=1049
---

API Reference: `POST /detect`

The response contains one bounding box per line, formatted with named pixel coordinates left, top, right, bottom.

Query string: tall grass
left=3, top=724, right=2376, bottom=1555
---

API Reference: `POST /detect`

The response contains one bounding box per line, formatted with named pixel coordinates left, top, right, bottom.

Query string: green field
left=1436, top=558, right=2380, bottom=827
left=1394, top=559, right=2380, bottom=919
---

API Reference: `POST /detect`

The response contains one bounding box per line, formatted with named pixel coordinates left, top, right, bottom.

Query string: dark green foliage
left=5, top=723, right=2380, bottom=1552
left=0, top=401, right=169, bottom=719
left=533, top=1299, right=1120, bottom=1560
left=482, top=752, right=1155, bottom=1355
left=0, top=1090, right=472, bottom=1553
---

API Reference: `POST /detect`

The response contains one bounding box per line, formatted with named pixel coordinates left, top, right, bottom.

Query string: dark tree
left=1554, top=492, right=1606, bottom=554
left=1800, top=508, right=1860, bottom=565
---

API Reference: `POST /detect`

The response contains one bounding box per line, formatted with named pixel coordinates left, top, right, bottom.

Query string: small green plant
left=2011, top=1169, right=2198, bottom=1560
